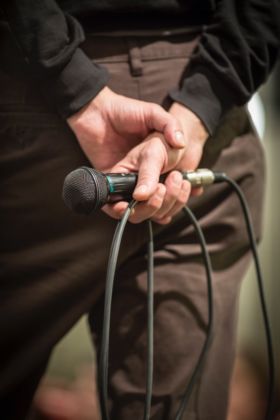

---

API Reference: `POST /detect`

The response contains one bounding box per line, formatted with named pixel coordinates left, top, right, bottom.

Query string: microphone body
left=63, top=167, right=219, bottom=215
left=104, top=172, right=141, bottom=203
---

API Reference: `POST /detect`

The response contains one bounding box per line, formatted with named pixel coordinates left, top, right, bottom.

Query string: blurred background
left=227, top=61, right=280, bottom=420
left=39, top=62, right=280, bottom=420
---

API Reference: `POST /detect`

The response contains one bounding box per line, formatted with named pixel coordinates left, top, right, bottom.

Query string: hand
left=168, top=102, right=208, bottom=174
left=67, top=87, right=185, bottom=171
left=103, top=103, right=209, bottom=224
left=149, top=103, right=209, bottom=224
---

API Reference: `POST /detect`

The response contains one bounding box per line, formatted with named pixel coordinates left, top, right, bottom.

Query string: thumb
left=133, top=139, right=166, bottom=201
left=144, top=104, right=186, bottom=149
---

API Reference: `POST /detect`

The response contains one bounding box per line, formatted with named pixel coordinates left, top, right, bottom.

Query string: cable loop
left=98, top=174, right=274, bottom=420
left=220, top=174, right=275, bottom=420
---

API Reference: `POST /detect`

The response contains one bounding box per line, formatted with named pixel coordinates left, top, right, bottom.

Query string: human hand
left=67, top=87, right=185, bottom=171
left=168, top=102, right=208, bottom=174
left=103, top=102, right=209, bottom=224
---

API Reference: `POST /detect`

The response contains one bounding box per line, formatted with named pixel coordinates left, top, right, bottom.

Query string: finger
left=129, top=183, right=166, bottom=224
left=102, top=201, right=131, bottom=220
left=133, top=138, right=166, bottom=201
left=152, top=180, right=191, bottom=223
left=152, top=215, right=172, bottom=225
left=152, top=171, right=183, bottom=220
left=166, top=180, right=191, bottom=217
left=191, top=186, right=204, bottom=196
left=145, top=104, right=187, bottom=149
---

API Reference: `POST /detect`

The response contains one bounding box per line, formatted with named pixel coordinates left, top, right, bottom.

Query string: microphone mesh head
left=62, top=167, right=108, bottom=215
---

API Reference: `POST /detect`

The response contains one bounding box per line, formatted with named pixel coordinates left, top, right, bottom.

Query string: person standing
left=0, top=1, right=279, bottom=419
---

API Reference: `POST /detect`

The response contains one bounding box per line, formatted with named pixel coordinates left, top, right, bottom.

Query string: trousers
left=0, top=25, right=265, bottom=419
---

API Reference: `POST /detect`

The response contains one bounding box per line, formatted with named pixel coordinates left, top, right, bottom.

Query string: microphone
left=62, top=166, right=219, bottom=215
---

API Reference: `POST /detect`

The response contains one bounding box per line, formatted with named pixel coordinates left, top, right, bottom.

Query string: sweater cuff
left=41, top=48, right=109, bottom=119
left=169, top=69, right=233, bottom=135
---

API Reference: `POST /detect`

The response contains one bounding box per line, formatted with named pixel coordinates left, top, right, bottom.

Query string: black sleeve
left=1, top=0, right=109, bottom=119
left=169, top=0, right=280, bottom=135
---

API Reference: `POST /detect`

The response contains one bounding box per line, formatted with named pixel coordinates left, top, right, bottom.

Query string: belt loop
left=127, top=40, right=143, bottom=77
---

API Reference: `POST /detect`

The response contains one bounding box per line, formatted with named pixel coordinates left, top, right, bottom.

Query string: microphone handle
left=104, top=169, right=215, bottom=203
left=104, top=173, right=168, bottom=203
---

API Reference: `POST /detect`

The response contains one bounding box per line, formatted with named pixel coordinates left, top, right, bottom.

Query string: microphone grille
left=62, top=167, right=108, bottom=215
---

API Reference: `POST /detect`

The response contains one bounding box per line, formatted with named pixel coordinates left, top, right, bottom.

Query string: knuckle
left=149, top=200, right=161, bottom=212
left=177, top=194, right=188, bottom=205
left=149, top=192, right=164, bottom=211
left=168, top=189, right=180, bottom=200
left=141, top=148, right=153, bottom=161
left=151, top=103, right=163, bottom=115
left=141, top=144, right=158, bottom=161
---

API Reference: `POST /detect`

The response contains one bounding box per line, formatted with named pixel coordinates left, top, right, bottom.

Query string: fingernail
left=175, top=130, right=185, bottom=147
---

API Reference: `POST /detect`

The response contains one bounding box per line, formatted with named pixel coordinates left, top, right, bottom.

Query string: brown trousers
left=0, top=26, right=265, bottom=419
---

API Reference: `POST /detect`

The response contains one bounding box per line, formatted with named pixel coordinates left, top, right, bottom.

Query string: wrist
left=169, top=102, right=209, bottom=146
left=67, top=86, right=110, bottom=129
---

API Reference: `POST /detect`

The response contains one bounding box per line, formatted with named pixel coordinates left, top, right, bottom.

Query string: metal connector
left=183, top=169, right=215, bottom=186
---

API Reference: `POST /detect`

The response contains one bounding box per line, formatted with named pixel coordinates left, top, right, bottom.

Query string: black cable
left=98, top=170, right=273, bottom=420
left=99, top=200, right=137, bottom=420
left=98, top=202, right=154, bottom=420
left=217, top=173, right=275, bottom=420
left=144, top=220, right=154, bottom=420
left=174, top=206, right=214, bottom=420
left=98, top=204, right=214, bottom=420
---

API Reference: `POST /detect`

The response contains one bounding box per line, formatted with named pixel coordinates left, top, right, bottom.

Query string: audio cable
left=98, top=200, right=155, bottom=420
left=98, top=200, right=137, bottom=420
left=63, top=167, right=274, bottom=420
left=145, top=220, right=154, bottom=420
left=216, top=173, right=275, bottom=420
left=175, top=206, right=214, bottom=420
left=97, top=201, right=214, bottom=420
